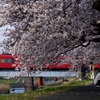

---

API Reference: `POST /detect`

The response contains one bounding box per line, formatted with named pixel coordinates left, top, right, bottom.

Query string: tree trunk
left=24, top=77, right=34, bottom=91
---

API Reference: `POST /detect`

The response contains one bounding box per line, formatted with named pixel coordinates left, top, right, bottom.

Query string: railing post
left=38, top=77, right=43, bottom=87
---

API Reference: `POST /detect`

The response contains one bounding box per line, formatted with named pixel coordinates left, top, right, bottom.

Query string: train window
left=0, top=59, right=5, bottom=63
left=0, top=59, right=14, bottom=63
left=5, top=59, right=14, bottom=63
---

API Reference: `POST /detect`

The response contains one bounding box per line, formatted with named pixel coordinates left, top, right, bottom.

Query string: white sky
left=0, top=24, right=15, bottom=53
left=0, top=24, right=14, bottom=42
left=0, top=2, right=15, bottom=52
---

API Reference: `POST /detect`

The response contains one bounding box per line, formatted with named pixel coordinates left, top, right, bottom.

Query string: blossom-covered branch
left=0, top=0, right=100, bottom=75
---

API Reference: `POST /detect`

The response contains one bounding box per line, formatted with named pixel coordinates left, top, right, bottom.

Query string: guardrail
left=0, top=70, right=78, bottom=77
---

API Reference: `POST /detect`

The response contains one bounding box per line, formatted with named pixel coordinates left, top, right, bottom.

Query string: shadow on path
left=35, top=84, right=100, bottom=100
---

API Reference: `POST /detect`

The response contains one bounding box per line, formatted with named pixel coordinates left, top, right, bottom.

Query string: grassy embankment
left=0, top=84, right=10, bottom=94
left=0, top=77, right=93, bottom=100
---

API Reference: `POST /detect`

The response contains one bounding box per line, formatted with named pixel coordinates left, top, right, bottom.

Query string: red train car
left=0, top=54, right=15, bottom=70
left=95, top=64, right=100, bottom=69
left=44, top=63, right=71, bottom=70
left=0, top=54, right=71, bottom=70
left=1, top=54, right=100, bottom=70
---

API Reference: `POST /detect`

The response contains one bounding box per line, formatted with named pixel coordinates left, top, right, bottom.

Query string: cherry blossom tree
left=1, top=0, right=100, bottom=75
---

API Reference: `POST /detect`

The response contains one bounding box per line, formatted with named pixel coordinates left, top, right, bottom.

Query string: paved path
left=35, top=85, right=100, bottom=100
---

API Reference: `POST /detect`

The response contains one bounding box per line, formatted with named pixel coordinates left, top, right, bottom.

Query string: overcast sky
left=0, top=24, right=14, bottom=53
left=0, top=25, right=8, bottom=42
left=0, top=24, right=15, bottom=42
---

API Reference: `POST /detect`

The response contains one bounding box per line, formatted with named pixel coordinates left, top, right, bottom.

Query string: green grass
left=0, top=77, right=93, bottom=100
left=0, top=78, right=23, bottom=85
